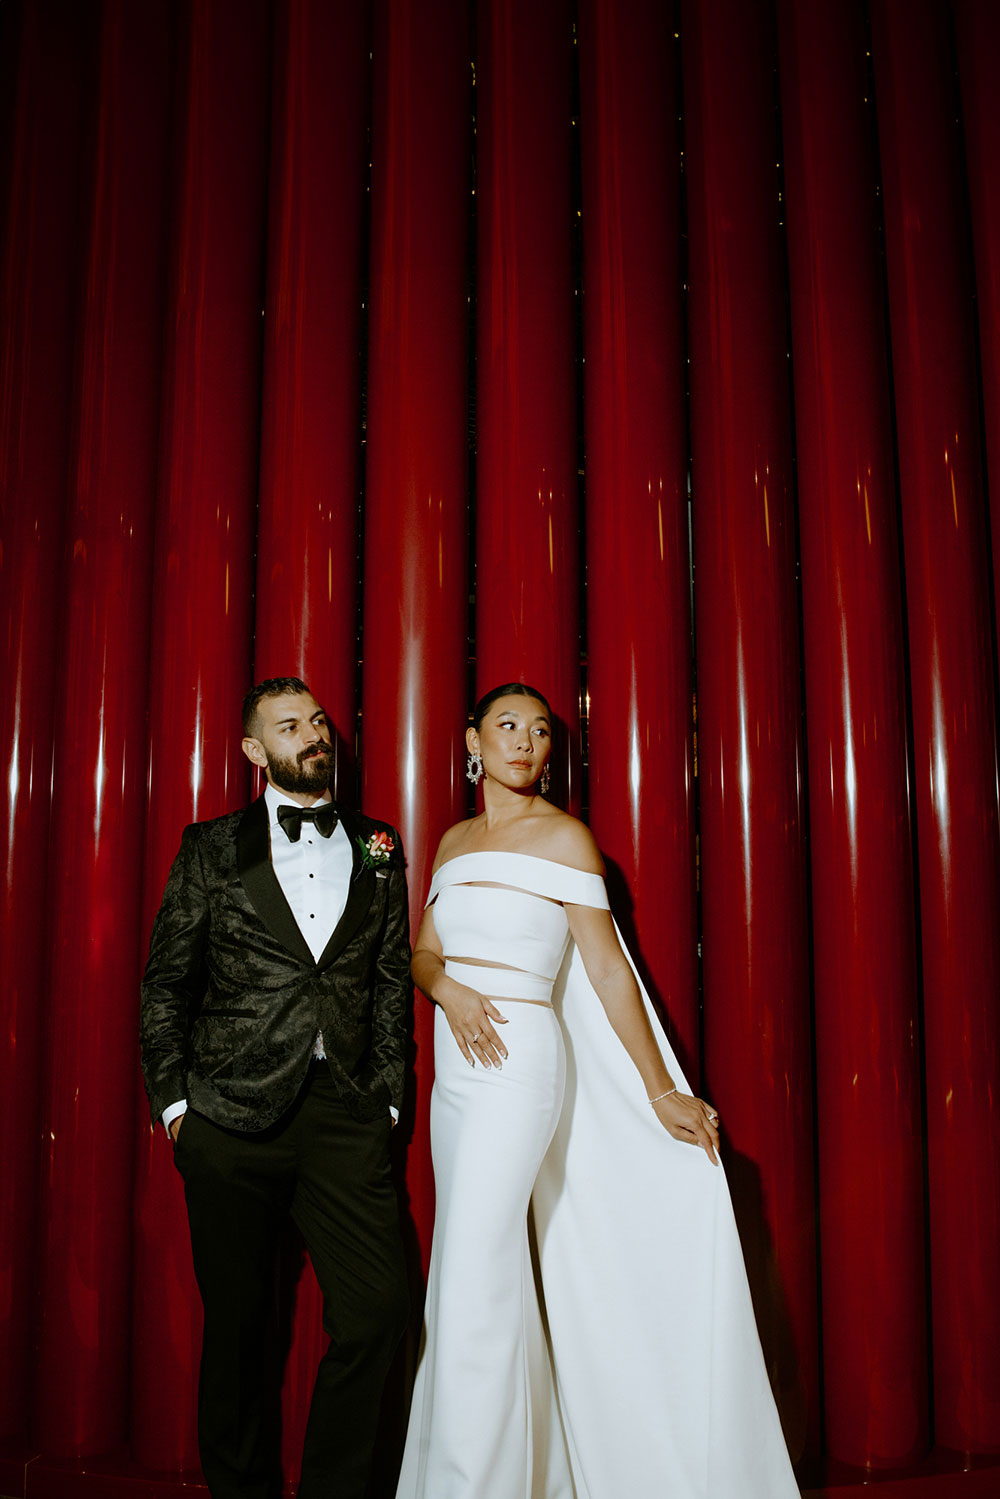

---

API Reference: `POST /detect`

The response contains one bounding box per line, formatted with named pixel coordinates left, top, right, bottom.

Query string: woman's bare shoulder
left=431, top=819, right=478, bottom=873
left=529, top=809, right=605, bottom=876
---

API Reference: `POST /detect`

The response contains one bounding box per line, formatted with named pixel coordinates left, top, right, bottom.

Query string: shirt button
left=309, top=873, right=314, bottom=879
left=310, top=913, right=315, bottom=919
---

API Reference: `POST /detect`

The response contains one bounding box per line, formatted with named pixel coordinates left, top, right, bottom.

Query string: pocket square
left=376, top=870, right=388, bottom=879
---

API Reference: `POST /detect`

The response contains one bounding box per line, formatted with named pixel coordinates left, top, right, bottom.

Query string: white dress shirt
left=265, top=783, right=352, bottom=961
left=163, top=783, right=374, bottom=1132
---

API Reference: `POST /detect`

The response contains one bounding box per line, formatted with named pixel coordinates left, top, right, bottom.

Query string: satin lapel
left=236, top=797, right=315, bottom=967
left=316, top=808, right=376, bottom=970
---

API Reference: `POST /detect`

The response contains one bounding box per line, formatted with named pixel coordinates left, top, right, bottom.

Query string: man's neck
left=264, top=780, right=332, bottom=810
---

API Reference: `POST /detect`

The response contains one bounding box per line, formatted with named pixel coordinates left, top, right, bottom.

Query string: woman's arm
left=541, top=817, right=719, bottom=1163
left=565, top=901, right=719, bottom=1163
left=411, top=889, right=509, bottom=1069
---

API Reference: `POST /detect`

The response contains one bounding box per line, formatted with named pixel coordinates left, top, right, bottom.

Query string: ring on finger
left=472, top=1031, right=482, bottom=1043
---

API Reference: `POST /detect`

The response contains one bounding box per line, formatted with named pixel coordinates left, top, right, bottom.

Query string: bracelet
left=648, top=1087, right=677, bottom=1105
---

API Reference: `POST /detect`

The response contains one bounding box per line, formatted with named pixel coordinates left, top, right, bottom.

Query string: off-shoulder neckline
left=432, top=849, right=604, bottom=880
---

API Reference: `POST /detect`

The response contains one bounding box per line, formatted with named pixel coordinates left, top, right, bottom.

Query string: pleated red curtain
left=2, top=2, right=1000, bottom=1496
left=777, top=0, right=927, bottom=1467
left=1, top=0, right=94, bottom=1459
left=682, top=0, right=820, bottom=1457
left=870, top=0, right=1000, bottom=1455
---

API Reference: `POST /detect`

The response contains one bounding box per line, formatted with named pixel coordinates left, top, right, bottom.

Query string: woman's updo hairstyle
left=472, top=682, right=552, bottom=731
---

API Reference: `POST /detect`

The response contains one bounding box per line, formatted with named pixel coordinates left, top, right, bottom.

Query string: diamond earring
left=539, top=765, right=551, bottom=795
left=466, top=751, right=483, bottom=785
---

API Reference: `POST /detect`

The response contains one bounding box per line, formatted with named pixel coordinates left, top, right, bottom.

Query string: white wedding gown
left=395, top=852, right=800, bottom=1499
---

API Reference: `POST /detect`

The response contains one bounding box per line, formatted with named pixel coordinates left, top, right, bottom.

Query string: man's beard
left=266, top=742, right=334, bottom=796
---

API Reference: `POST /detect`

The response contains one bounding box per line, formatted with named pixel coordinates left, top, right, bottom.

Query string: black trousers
left=174, top=1065, right=408, bottom=1499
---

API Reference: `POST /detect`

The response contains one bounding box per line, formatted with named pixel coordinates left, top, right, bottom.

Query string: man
left=140, top=677, right=409, bottom=1499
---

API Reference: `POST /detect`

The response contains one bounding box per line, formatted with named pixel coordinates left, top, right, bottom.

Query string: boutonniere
left=357, top=829, right=395, bottom=870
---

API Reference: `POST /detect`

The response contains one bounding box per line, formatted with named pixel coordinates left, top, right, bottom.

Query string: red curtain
left=682, top=0, right=819, bottom=1458
left=871, top=0, right=1000, bottom=1456
left=0, top=0, right=92, bottom=1458
left=777, top=0, right=927, bottom=1469
left=2, top=2, right=1000, bottom=1496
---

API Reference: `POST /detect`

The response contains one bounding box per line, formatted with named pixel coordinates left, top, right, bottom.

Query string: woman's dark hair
left=472, top=682, right=552, bottom=731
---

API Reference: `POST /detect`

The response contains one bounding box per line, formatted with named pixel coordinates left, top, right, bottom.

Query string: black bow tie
left=276, top=803, right=340, bottom=843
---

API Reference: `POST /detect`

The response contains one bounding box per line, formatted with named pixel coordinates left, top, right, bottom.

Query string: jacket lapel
left=316, top=807, right=376, bottom=971
left=236, top=796, right=315, bottom=967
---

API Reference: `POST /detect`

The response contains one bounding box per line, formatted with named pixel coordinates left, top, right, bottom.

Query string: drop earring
left=466, top=751, right=483, bottom=785
left=539, top=765, right=551, bottom=795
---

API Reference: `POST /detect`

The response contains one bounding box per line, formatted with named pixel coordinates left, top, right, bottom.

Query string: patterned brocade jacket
left=140, top=797, right=410, bottom=1133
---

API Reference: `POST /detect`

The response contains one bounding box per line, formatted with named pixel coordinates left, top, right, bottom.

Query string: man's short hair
left=242, top=677, right=313, bottom=737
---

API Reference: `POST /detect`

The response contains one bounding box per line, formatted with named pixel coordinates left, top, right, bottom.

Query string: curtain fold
left=682, top=0, right=820, bottom=1459
left=0, top=0, right=90, bottom=1452
left=33, top=0, right=173, bottom=1460
left=871, top=0, right=1000, bottom=1456
left=362, top=0, right=472, bottom=1270
left=474, top=0, right=581, bottom=810
left=129, top=0, right=271, bottom=1471
left=777, top=0, right=927, bottom=1469
left=580, top=0, right=700, bottom=1074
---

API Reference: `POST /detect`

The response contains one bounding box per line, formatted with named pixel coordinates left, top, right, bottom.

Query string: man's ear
left=241, top=736, right=267, bottom=769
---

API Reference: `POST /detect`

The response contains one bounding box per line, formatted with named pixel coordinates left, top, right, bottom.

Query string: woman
left=395, top=683, right=799, bottom=1499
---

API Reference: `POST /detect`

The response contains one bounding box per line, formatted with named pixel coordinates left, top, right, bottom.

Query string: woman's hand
left=438, top=978, right=509, bottom=1069
left=651, top=1090, right=720, bottom=1165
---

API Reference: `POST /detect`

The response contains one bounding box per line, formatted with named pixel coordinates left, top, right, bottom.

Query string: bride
left=395, top=683, right=799, bottom=1499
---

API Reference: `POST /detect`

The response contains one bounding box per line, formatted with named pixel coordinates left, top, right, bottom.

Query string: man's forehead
left=258, top=692, right=322, bottom=725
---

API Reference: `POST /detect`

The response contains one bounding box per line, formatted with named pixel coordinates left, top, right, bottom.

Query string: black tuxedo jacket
left=140, top=797, right=410, bottom=1132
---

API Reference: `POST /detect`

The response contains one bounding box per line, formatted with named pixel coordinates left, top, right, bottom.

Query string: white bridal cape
left=395, top=852, right=799, bottom=1499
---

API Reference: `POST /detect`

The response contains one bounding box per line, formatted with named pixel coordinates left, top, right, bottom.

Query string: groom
left=140, top=677, right=409, bottom=1499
